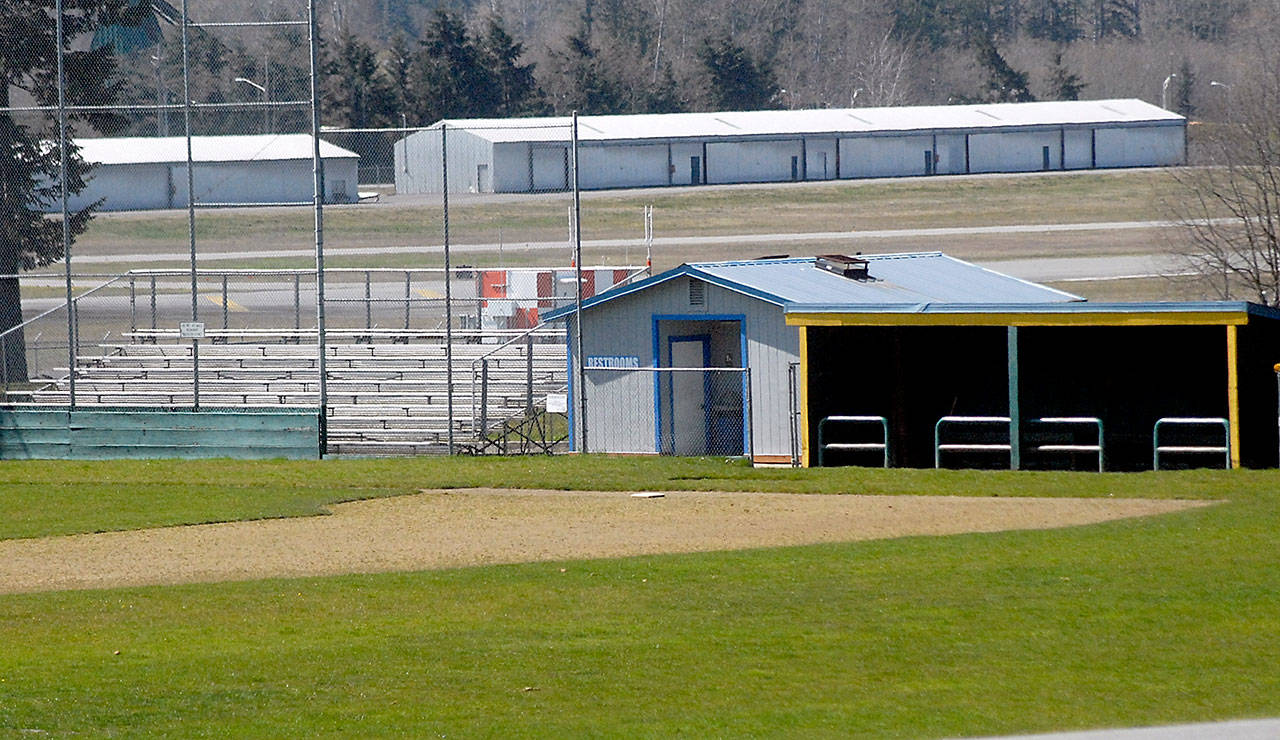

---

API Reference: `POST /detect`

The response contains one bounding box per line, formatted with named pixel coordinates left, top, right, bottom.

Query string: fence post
left=149, top=275, right=157, bottom=330
left=480, top=358, right=489, bottom=443
left=404, top=271, right=411, bottom=330
left=293, top=274, right=301, bottom=330
left=526, top=332, right=534, bottom=415
left=129, top=275, right=136, bottom=333
left=745, top=367, right=754, bottom=464
left=221, top=274, right=229, bottom=330
left=365, top=270, right=372, bottom=330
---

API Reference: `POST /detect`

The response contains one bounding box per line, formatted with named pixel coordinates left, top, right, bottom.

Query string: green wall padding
left=0, top=408, right=320, bottom=460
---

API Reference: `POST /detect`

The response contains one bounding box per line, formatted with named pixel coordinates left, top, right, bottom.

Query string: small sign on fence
left=545, top=392, right=568, bottom=414
left=179, top=322, right=206, bottom=339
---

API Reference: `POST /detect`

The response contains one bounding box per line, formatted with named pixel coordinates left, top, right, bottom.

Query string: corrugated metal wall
left=72, top=158, right=357, bottom=211
left=394, top=128, right=495, bottom=195
left=573, top=275, right=798, bottom=460
left=396, top=121, right=1185, bottom=194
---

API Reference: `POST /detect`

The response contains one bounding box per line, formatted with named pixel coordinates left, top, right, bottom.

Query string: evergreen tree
left=1027, top=0, right=1084, bottom=43
left=409, top=9, right=496, bottom=122
left=477, top=16, right=543, bottom=116
left=386, top=34, right=413, bottom=124
left=324, top=31, right=396, bottom=128
left=1175, top=59, right=1196, bottom=118
left=1, top=0, right=131, bottom=379
left=544, top=23, right=627, bottom=114
left=1047, top=49, right=1086, bottom=100
left=698, top=36, right=780, bottom=111
left=1094, top=0, right=1141, bottom=39
left=973, top=34, right=1035, bottom=103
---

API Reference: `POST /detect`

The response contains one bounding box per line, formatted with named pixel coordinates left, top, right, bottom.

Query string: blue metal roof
left=543, top=253, right=1081, bottom=321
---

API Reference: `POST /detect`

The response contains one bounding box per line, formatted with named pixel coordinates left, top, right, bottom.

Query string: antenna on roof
left=644, top=205, right=653, bottom=274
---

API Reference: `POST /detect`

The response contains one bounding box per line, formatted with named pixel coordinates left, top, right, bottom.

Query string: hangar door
left=529, top=146, right=568, bottom=191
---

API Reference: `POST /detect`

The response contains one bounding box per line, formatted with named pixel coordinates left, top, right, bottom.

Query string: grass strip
left=0, top=473, right=1275, bottom=736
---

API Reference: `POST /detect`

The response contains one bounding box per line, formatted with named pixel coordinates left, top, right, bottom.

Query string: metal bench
left=817, top=415, right=889, bottom=468
left=1032, top=417, right=1104, bottom=473
left=934, top=416, right=1011, bottom=468
left=1153, top=417, right=1230, bottom=470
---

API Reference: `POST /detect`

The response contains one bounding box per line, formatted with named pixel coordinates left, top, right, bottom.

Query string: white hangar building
left=393, top=99, right=1185, bottom=194
left=544, top=253, right=1082, bottom=465
left=68, top=134, right=359, bottom=212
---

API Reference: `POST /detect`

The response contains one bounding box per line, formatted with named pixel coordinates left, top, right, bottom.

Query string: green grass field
left=2, top=457, right=1278, bottom=737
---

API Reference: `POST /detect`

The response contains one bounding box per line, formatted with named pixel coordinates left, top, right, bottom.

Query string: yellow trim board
left=1227, top=325, right=1241, bottom=469
left=787, top=311, right=1251, bottom=328
left=799, top=326, right=811, bottom=468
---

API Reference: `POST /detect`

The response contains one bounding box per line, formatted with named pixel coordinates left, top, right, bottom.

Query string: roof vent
left=815, top=254, right=871, bottom=281
left=689, top=278, right=706, bottom=306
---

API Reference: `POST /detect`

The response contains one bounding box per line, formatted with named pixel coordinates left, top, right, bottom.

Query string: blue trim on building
left=651, top=313, right=749, bottom=456
left=566, top=321, right=575, bottom=452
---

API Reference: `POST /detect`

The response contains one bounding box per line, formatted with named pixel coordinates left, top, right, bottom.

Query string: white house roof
left=428, top=99, right=1183, bottom=145
left=76, top=134, right=359, bottom=166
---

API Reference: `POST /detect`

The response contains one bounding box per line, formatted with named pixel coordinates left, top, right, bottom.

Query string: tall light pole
left=1210, top=80, right=1231, bottom=119
left=1162, top=73, right=1178, bottom=111
left=153, top=54, right=168, bottom=136
left=234, top=76, right=268, bottom=133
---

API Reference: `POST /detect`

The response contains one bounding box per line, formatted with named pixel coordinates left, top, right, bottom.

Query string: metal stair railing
left=1153, top=417, right=1230, bottom=470
left=817, top=415, right=889, bottom=468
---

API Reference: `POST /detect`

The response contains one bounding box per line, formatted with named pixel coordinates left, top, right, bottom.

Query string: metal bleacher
left=16, top=329, right=568, bottom=455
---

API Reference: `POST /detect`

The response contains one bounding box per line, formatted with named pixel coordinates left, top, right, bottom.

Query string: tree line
left=93, top=0, right=1268, bottom=140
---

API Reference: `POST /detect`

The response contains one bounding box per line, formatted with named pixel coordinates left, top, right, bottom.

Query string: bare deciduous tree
left=1169, top=42, right=1280, bottom=305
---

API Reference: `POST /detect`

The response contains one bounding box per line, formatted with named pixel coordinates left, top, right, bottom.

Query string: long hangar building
left=68, top=134, right=360, bottom=211
left=394, top=98, right=1185, bottom=194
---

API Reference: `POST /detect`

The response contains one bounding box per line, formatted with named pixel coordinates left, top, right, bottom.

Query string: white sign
left=179, top=322, right=206, bottom=339
left=545, top=392, right=568, bottom=413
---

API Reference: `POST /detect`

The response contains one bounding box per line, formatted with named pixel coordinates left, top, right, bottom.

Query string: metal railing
left=1033, top=416, right=1105, bottom=473
left=1153, top=417, right=1230, bottom=470
left=934, top=415, right=1012, bottom=468
left=817, top=415, right=889, bottom=468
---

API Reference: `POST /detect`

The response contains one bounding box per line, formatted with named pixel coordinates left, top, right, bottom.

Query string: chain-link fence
left=1, top=2, right=665, bottom=456
left=582, top=367, right=753, bottom=458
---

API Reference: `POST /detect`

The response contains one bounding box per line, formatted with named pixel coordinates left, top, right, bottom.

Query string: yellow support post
left=1227, top=325, right=1241, bottom=469
left=800, top=326, right=811, bottom=467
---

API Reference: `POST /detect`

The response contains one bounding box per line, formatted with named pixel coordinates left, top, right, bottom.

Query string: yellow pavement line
left=415, top=288, right=444, bottom=299
left=203, top=294, right=248, bottom=312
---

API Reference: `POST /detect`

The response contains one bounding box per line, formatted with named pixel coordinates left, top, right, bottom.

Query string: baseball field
left=2, top=456, right=1278, bottom=736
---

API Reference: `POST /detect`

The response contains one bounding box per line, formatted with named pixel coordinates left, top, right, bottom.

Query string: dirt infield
left=0, top=489, right=1210, bottom=594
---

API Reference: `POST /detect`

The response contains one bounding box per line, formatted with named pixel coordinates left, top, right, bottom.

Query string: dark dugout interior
left=807, top=326, right=1008, bottom=468
left=808, top=322, right=1273, bottom=470
left=1239, top=320, right=1280, bottom=468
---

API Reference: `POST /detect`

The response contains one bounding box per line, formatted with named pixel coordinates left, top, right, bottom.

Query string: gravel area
left=0, top=489, right=1210, bottom=594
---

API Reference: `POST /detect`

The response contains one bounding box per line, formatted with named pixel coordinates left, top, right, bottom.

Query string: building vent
left=689, top=279, right=706, bottom=306
left=814, top=254, right=871, bottom=281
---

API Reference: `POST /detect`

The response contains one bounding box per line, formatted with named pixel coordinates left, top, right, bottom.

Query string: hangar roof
left=543, top=253, right=1082, bottom=321
left=76, top=134, right=359, bottom=166
left=427, top=99, right=1182, bottom=145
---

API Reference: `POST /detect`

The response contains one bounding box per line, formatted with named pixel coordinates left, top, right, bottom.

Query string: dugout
left=790, top=303, right=1280, bottom=470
